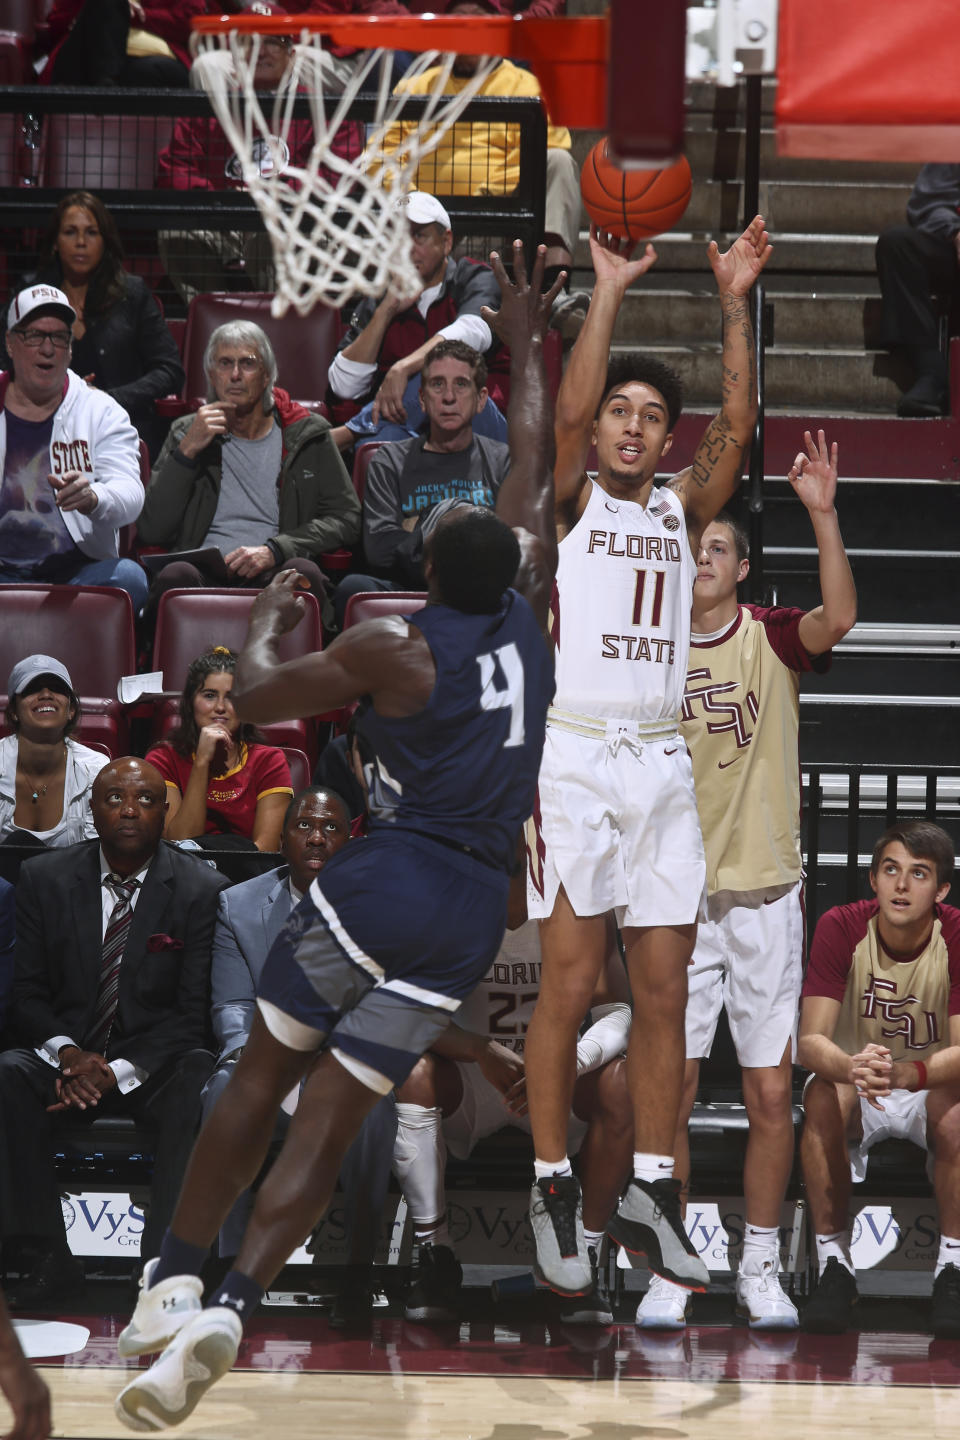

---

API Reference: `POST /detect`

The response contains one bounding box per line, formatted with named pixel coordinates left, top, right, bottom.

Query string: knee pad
left=393, top=1103, right=447, bottom=1227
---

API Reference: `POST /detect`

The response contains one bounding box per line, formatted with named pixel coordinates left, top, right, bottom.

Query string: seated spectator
left=876, top=164, right=960, bottom=418
left=334, top=339, right=509, bottom=625
left=393, top=859, right=632, bottom=1325
left=203, top=786, right=352, bottom=1255
left=0, top=655, right=109, bottom=849
left=145, top=646, right=293, bottom=853
left=28, top=191, right=184, bottom=462
left=0, top=285, right=148, bottom=612
left=158, top=31, right=363, bottom=302
left=0, top=878, right=14, bottom=1032
left=139, top=319, right=359, bottom=627
left=0, top=756, right=228, bottom=1306
left=40, top=0, right=203, bottom=86
left=798, top=821, right=960, bottom=1338
left=380, top=0, right=580, bottom=293
left=327, top=193, right=509, bottom=449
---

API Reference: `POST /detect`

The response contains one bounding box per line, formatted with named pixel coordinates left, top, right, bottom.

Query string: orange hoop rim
left=191, top=13, right=608, bottom=127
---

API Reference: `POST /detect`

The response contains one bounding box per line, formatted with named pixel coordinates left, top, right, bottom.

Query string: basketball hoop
left=190, top=12, right=606, bottom=317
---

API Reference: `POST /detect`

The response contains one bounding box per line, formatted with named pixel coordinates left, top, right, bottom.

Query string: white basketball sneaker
left=635, top=1274, right=691, bottom=1329
left=735, top=1257, right=799, bottom=1330
left=117, top=1258, right=204, bottom=1358
left=115, top=1306, right=242, bottom=1432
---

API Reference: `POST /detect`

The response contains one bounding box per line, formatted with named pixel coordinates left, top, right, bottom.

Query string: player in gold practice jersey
left=798, top=822, right=960, bottom=1338
left=639, top=430, right=856, bottom=1330
left=523, top=219, right=772, bottom=1299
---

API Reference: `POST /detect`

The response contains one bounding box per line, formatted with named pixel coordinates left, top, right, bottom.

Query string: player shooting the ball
left=522, top=213, right=772, bottom=1303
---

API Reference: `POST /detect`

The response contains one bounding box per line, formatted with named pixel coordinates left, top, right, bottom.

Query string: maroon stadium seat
left=160, top=292, right=341, bottom=419
left=342, top=591, right=428, bottom=629
left=151, top=587, right=325, bottom=763
left=0, top=585, right=136, bottom=755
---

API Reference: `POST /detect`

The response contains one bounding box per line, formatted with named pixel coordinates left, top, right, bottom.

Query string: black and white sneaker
left=404, top=1244, right=463, bottom=1323
left=557, top=1246, right=614, bottom=1325
left=607, top=1178, right=709, bottom=1291
left=529, top=1176, right=592, bottom=1297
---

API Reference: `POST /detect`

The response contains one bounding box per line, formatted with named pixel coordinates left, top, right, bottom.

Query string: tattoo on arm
left=690, top=413, right=735, bottom=490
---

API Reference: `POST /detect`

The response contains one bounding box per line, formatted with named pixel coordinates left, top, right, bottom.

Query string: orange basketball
left=579, top=139, right=692, bottom=243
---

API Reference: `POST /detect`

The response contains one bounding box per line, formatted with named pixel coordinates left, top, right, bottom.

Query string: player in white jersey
left=393, top=870, right=631, bottom=1325
left=524, top=217, right=773, bottom=1297
left=638, top=430, right=856, bottom=1332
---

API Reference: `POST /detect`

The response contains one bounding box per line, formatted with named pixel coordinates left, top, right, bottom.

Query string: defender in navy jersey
left=115, top=245, right=561, bottom=1434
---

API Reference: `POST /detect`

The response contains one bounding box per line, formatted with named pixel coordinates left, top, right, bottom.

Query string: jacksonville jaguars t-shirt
left=0, top=409, right=76, bottom=577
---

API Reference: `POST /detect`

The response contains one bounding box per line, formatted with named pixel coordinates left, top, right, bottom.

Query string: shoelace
left=541, top=1181, right=580, bottom=1255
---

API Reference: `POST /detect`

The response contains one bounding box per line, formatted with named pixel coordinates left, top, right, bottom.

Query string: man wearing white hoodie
left=0, top=284, right=147, bottom=609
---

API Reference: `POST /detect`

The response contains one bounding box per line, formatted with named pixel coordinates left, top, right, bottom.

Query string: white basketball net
left=192, top=32, right=501, bottom=316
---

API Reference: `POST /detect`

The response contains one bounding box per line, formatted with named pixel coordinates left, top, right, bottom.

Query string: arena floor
left=14, top=1283, right=960, bottom=1440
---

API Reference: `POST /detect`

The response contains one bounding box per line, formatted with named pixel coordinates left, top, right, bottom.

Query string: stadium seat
left=0, top=33, right=31, bottom=85
left=159, top=292, right=341, bottom=419
left=279, top=746, right=312, bottom=793
left=351, top=441, right=385, bottom=504
left=39, top=113, right=173, bottom=191
left=118, top=440, right=151, bottom=561
left=0, top=585, right=136, bottom=755
left=342, top=591, right=428, bottom=629
left=150, top=587, right=324, bottom=763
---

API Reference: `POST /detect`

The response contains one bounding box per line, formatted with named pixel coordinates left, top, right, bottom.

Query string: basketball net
left=191, top=31, right=500, bottom=317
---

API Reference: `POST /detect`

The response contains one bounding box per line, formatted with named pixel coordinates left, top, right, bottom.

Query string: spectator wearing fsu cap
left=0, top=654, right=109, bottom=849
left=327, top=191, right=509, bottom=450
left=0, top=285, right=147, bottom=611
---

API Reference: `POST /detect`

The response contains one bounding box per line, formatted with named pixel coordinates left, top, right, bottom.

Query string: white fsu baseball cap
left=7, top=284, right=76, bottom=331
left=398, top=191, right=452, bottom=231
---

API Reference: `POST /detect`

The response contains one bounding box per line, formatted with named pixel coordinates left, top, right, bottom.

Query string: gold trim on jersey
left=546, top=705, right=679, bottom=743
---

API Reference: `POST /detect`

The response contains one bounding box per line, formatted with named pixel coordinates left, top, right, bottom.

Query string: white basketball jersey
left=455, top=918, right=541, bottom=1055
left=551, top=479, right=696, bottom=721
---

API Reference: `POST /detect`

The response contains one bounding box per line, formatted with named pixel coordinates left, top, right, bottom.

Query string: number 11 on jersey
left=478, top=643, right=525, bottom=748
left=633, top=568, right=665, bottom=628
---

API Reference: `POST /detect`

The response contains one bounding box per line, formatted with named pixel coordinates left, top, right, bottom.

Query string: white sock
left=936, top=1235, right=960, bottom=1277
left=634, top=1152, right=673, bottom=1184
left=534, top=1157, right=573, bottom=1179
left=740, top=1223, right=780, bottom=1274
left=393, top=1103, right=447, bottom=1233
left=583, top=1228, right=604, bottom=1252
left=815, top=1231, right=854, bottom=1276
left=415, top=1222, right=451, bottom=1251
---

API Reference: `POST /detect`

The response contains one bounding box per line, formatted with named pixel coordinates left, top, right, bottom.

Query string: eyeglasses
left=214, top=355, right=262, bottom=374
left=12, top=327, right=72, bottom=349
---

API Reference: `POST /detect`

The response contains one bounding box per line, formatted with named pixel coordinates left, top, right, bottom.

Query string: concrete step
left=572, top=231, right=879, bottom=275
left=605, top=340, right=911, bottom=413
left=762, top=476, right=960, bottom=550
left=570, top=126, right=919, bottom=187
left=611, top=289, right=886, bottom=349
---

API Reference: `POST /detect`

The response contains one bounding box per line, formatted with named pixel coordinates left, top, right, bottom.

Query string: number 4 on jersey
left=478, top=643, right=525, bottom=748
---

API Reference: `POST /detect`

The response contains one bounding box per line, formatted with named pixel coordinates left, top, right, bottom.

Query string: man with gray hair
left=139, top=320, right=360, bottom=616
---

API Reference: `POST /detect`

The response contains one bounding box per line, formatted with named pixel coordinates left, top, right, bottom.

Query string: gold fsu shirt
left=803, top=900, right=960, bottom=1060
left=680, top=604, right=828, bottom=895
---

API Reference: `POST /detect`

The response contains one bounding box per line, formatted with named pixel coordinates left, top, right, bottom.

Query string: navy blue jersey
left=358, top=589, right=554, bottom=873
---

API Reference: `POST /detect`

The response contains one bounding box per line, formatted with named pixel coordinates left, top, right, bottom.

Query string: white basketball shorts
left=685, top=882, right=805, bottom=1068
left=443, top=1059, right=588, bottom=1160
left=851, top=1086, right=930, bottom=1183
left=526, top=723, right=706, bottom=929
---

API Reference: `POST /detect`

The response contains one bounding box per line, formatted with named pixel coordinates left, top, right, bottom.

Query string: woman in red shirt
left=146, top=646, right=292, bottom=852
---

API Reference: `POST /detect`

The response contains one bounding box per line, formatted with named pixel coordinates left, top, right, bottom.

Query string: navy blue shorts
left=256, top=830, right=509, bottom=1093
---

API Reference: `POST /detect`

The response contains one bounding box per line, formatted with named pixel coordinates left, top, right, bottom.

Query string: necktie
left=87, top=874, right=139, bottom=1056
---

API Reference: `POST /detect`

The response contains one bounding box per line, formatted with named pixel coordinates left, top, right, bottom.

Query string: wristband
left=914, top=1061, right=928, bottom=1091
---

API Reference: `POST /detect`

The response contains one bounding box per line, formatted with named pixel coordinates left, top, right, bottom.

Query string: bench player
left=394, top=853, right=632, bottom=1325
left=523, top=217, right=772, bottom=1297
left=798, top=822, right=960, bottom=1338
left=113, top=244, right=560, bottom=1432
left=638, top=429, right=856, bottom=1330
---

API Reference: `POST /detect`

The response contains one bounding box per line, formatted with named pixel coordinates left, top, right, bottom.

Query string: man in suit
left=0, top=756, right=228, bottom=1306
